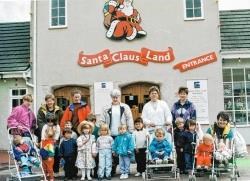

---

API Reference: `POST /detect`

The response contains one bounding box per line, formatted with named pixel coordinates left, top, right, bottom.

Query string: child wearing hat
left=76, top=121, right=97, bottom=181
left=60, top=128, right=78, bottom=180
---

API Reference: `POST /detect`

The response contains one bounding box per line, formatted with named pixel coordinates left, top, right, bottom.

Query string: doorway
left=121, top=83, right=159, bottom=119
left=54, top=86, right=90, bottom=111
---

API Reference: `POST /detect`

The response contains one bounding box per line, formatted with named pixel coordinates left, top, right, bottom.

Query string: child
left=76, top=121, right=97, bottom=181
left=60, top=128, right=78, bottom=180
left=196, top=134, right=214, bottom=170
left=214, top=142, right=232, bottom=166
left=60, top=121, right=78, bottom=145
left=174, top=117, right=185, bottom=173
left=149, top=128, right=172, bottom=164
left=96, top=124, right=113, bottom=181
left=132, top=117, right=148, bottom=177
left=183, top=119, right=197, bottom=174
left=40, top=127, right=55, bottom=181
left=87, top=114, right=100, bottom=178
left=12, top=134, right=40, bottom=176
left=112, top=124, right=135, bottom=180
left=41, top=112, right=60, bottom=141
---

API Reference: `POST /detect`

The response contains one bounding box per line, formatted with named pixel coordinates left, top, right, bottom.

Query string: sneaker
left=123, top=174, right=128, bottom=179
left=135, top=172, right=141, bottom=177
left=156, top=159, right=162, bottom=164
left=106, top=176, right=111, bottom=180
left=98, top=177, right=103, bottom=181
left=87, top=176, right=92, bottom=181
left=120, top=174, right=124, bottom=179
left=54, top=172, right=60, bottom=178
left=80, top=177, right=85, bottom=181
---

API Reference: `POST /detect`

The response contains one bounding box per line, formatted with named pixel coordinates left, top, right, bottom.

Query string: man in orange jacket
left=60, top=89, right=91, bottom=134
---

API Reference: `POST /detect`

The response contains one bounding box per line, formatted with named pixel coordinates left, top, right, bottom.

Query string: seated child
left=214, top=142, right=232, bottom=166
left=12, top=134, right=40, bottom=176
left=149, top=128, right=172, bottom=164
left=196, top=133, right=214, bottom=170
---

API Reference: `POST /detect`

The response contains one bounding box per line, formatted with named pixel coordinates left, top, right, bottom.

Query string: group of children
left=12, top=114, right=233, bottom=181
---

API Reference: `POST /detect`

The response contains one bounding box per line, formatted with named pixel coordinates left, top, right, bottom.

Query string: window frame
left=9, top=88, right=28, bottom=112
left=183, top=0, right=205, bottom=21
left=49, top=0, right=68, bottom=29
left=223, top=67, right=250, bottom=126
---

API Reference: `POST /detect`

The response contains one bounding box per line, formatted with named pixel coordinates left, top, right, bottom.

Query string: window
left=10, top=88, right=27, bottom=108
left=50, top=0, right=67, bottom=28
left=184, top=0, right=204, bottom=20
left=223, top=68, right=250, bottom=125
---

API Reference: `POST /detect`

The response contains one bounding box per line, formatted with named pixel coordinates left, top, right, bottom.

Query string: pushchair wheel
left=209, top=175, right=217, bottom=181
left=230, top=175, right=238, bottom=181
left=188, top=175, right=196, bottom=181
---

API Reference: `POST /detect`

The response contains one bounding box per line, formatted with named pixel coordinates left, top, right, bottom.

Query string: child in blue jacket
left=112, top=124, right=135, bottom=180
left=149, top=128, right=172, bottom=164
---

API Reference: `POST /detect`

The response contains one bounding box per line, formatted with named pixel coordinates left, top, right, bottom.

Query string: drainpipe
left=31, top=0, right=37, bottom=112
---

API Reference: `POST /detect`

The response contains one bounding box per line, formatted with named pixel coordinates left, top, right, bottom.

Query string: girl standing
left=96, top=124, right=113, bottom=181
left=76, top=121, right=97, bottom=181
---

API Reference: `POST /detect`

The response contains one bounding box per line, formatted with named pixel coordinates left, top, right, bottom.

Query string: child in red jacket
left=195, top=134, right=214, bottom=170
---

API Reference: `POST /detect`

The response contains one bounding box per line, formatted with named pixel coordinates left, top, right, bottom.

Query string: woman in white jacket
left=142, top=86, right=172, bottom=133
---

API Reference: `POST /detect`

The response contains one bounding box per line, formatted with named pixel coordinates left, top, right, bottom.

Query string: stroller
left=189, top=121, right=240, bottom=181
left=6, top=127, right=46, bottom=181
left=144, top=125, right=180, bottom=181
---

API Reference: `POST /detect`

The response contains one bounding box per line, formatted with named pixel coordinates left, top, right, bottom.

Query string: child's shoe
left=123, top=174, right=128, bottom=179
left=135, top=172, right=141, bottom=177
left=120, top=174, right=124, bottom=179
left=80, top=176, right=85, bottom=181
left=87, top=176, right=92, bottom=181
left=106, top=175, right=111, bottom=180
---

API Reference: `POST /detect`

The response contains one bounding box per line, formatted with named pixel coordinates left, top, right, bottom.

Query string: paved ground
left=1, top=150, right=250, bottom=181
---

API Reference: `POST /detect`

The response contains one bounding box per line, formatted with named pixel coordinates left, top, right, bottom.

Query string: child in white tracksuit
left=96, top=124, right=113, bottom=181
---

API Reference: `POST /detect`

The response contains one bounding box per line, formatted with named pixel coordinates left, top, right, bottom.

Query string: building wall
left=35, top=1, right=223, bottom=124
left=0, top=78, right=32, bottom=150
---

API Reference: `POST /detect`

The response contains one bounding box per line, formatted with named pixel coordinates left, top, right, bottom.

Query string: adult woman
left=36, top=93, right=63, bottom=176
left=207, top=111, right=233, bottom=146
left=7, top=94, right=36, bottom=136
left=171, top=87, right=196, bottom=128
left=37, top=94, right=63, bottom=142
left=141, top=86, right=172, bottom=131
left=60, top=89, right=91, bottom=134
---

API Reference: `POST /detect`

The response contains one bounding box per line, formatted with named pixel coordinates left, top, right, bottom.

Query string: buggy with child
left=6, top=127, right=46, bottom=181
left=188, top=112, right=243, bottom=181
left=144, top=125, right=180, bottom=181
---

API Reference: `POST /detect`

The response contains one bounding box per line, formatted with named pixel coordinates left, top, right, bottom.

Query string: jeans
left=119, top=155, right=130, bottom=174
left=184, top=153, right=194, bottom=171
left=98, top=149, right=112, bottom=178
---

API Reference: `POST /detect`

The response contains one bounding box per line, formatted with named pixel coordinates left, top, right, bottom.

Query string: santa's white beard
left=120, top=1, right=133, bottom=16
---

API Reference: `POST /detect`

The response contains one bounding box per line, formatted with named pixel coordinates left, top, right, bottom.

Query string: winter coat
left=7, top=104, right=36, bottom=131
left=112, top=132, right=135, bottom=156
left=174, top=128, right=185, bottom=149
left=171, top=100, right=196, bottom=127
left=100, top=103, right=134, bottom=133
left=60, top=101, right=91, bottom=131
left=149, top=138, right=172, bottom=157
left=183, top=130, right=197, bottom=154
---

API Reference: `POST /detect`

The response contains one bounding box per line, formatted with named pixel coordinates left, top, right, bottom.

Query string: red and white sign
left=77, top=47, right=175, bottom=68
left=173, top=52, right=217, bottom=72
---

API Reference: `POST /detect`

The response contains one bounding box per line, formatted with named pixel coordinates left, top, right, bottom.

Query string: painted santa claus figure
left=103, top=0, right=147, bottom=41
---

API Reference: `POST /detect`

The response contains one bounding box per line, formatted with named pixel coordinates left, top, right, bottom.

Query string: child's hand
left=92, top=153, right=97, bottom=158
left=112, top=152, right=116, bottom=157
left=136, top=149, right=139, bottom=153
left=180, top=148, right=183, bottom=152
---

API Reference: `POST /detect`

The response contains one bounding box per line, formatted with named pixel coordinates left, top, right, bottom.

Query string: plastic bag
left=234, top=130, right=248, bottom=157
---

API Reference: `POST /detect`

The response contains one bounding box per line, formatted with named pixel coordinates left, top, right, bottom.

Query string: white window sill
left=49, top=25, right=68, bottom=30
left=184, top=17, right=205, bottom=21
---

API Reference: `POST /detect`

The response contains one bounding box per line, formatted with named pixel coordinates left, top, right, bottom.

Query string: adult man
left=100, top=89, right=134, bottom=175
left=60, top=89, right=91, bottom=134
